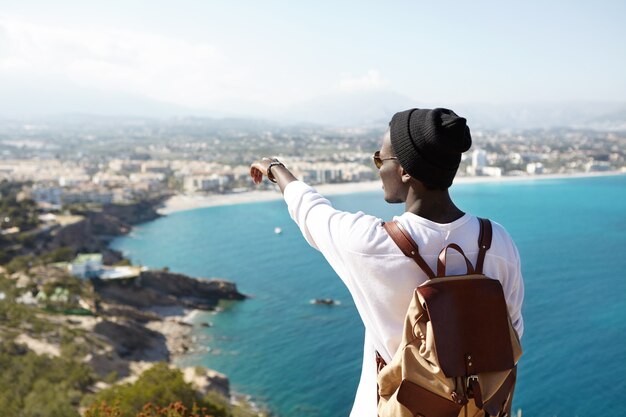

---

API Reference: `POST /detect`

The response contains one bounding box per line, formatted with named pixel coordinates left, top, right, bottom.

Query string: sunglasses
left=373, top=150, right=398, bottom=169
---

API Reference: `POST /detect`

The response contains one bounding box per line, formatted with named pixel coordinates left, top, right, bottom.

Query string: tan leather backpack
left=377, top=218, right=522, bottom=417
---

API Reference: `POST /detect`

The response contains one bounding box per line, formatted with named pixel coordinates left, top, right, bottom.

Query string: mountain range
left=1, top=78, right=624, bottom=130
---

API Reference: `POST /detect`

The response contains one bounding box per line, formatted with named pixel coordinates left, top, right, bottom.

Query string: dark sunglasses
left=373, top=150, right=398, bottom=169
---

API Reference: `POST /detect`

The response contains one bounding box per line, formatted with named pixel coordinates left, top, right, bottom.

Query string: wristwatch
left=267, top=160, right=284, bottom=183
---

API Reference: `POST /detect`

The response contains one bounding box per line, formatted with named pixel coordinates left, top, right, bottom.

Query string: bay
left=111, top=174, right=626, bottom=416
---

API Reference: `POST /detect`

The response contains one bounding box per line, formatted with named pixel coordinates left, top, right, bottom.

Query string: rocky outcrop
left=2, top=194, right=248, bottom=407
left=42, top=198, right=163, bottom=264
left=89, top=270, right=246, bottom=376
left=44, top=212, right=127, bottom=264
left=182, top=367, right=231, bottom=398
left=94, top=271, right=246, bottom=311
left=98, top=302, right=161, bottom=323
left=94, top=319, right=169, bottom=362
left=138, top=270, right=246, bottom=304
left=102, top=199, right=162, bottom=226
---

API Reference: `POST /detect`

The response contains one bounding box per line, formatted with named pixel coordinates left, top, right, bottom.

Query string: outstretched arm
left=250, top=157, right=297, bottom=194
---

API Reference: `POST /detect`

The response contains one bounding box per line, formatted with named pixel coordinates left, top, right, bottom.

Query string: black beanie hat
left=389, top=108, right=472, bottom=189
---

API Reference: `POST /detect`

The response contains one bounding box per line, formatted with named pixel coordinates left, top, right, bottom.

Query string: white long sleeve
left=284, top=181, right=525, bottom=417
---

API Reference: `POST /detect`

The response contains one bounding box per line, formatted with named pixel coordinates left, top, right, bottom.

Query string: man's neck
left=404, top=189, right=464, bottom=224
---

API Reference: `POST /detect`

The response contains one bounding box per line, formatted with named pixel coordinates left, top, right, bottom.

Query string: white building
left=31, top=186, right=64, bottom=207
left=301, top=168, right=343, bottom=184
left=585, top=161, right=612, bottom=172
left=130, top=172, right=166, bottom=188
left=59, top=174, right=91, bottom=187
left=109, top=159, right=142, bottom=173
left=527, top=162, right=544, bottom=175
left=481, top=166, right=503, bottom=177
left=467, top=149, right=488, bottom=176
left=62, top=188, right=113, bottom=205
left=472, top=149, right=487, bottom=169
left=100, top=265, right=145, bottom=280
left=183, top=174, right=233, bottom=192
left=70, top=254, right=103, bottom=279
left=141, top=161, right=171, bottom=174
left=93, top=174, right=130, bottom=187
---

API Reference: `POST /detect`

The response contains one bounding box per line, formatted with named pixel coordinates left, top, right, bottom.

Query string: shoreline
left=144, top=307, right=201, bottom=361
left=159, top=170, right=626, bottom=215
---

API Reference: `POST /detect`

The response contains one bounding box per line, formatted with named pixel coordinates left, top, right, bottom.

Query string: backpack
left=377, top=218, right=522, bottom=417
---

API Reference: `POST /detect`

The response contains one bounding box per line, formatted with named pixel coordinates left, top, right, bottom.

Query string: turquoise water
left=112, top=175, right=626, bottom=417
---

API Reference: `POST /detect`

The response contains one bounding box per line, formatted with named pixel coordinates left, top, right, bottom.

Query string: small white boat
left=274, top=227, right=282, bottom=234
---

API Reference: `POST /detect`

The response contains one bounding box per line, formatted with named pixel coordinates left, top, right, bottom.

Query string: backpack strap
left=383, top=221, right=436, bottom=279
left=437, top=243, right=475, bottom=277
left=475, top=218, right=493, bottom=274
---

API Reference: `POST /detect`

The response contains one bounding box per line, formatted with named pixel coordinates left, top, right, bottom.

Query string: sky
left=0, top=0, right=625, bottom=117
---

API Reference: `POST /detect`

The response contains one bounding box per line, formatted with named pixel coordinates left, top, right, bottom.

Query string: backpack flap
left=416, top=275, right=515, bottom=378
left=396, top=379, right=462, bottom=417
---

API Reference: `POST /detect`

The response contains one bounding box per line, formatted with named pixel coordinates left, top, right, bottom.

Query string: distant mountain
left=272, top=90, right=419, bottom=126
left=1, top=77, right=624, bottom=130
left=267, top=94, right=626, bottom=131
left=0, top=76, right=194, bottom=118
left=455, top=102, right=626, bottom=131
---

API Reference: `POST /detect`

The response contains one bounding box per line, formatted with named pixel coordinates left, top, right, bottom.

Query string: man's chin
left=384, top=195, right=404, bottom=204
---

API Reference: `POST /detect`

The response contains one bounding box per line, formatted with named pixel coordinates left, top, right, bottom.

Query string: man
left=250, top=108, right=524, bottom=417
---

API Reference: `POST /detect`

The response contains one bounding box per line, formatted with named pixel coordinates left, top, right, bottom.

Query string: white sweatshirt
left=283, top=181, right=525, bottom=417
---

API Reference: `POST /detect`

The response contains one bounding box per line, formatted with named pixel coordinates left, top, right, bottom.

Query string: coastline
left=144, top=307, right=201, bottom=360
left=114, top=170, right=626, bottom=417
left=159, top=170, right=626, bottom=215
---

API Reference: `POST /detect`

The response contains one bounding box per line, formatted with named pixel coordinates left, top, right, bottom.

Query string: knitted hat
left=389, top=108, right=472, bottom=189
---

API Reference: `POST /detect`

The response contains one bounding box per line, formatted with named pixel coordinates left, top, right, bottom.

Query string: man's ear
left=400, top=168, right=412, bottom=184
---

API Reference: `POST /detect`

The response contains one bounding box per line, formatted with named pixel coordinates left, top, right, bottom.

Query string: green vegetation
left=4, top=253, right=36, bottom=273
left=41, top=272, right=86, bottom=300
left=0, top=216, right=264, bottom=417
left=0, top=247, right=75, bottom=274
left=0, top=283, right=99, bottom=416
left=65, top=202, right=103, bottom=215
left=115, top=258, right=133, bottom=266
left=3, top=246, right=77, bottom=273
left=0, top=272, right=19, bottom=300
left=41, top=246, right=76, bottom=263
left=0, top=180, right=39, bottom=232
left=84, top=363, right=230, bottom=417
left=0, top=180, right=46, bottom=268
left=0, top=296, right=55, bottom=336
left=0, top=340, right=95, bottom=417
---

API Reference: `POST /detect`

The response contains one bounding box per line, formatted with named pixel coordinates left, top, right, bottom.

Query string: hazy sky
left=1, top=0, right=625, bottom=113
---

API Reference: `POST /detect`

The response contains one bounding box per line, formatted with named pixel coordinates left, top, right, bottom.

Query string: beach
left=158, top=170, right=626, bottom=215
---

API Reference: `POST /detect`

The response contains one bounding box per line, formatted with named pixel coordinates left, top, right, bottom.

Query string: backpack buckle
left=466, top=375, right=484, bottom=408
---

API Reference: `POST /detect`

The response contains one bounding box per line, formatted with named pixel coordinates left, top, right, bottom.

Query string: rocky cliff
left=44, top=199, right=163, bottom=264
left=93, top=270, right=246, bottom=311
left=102, top=199, right=163, bottom=226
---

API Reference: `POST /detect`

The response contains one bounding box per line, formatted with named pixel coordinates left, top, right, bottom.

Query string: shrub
left=4, top=254, right=36, bottom=273
left=0, top=340, right=95, bottom=417
left=85, top=401, right=215, bottom=417
left=41, top=247, right=75, bottom=263
left=84, top=363, right=229, bottom=417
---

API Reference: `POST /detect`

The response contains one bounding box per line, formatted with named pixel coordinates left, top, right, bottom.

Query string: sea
left=111, top=174, right=626, bottom=417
